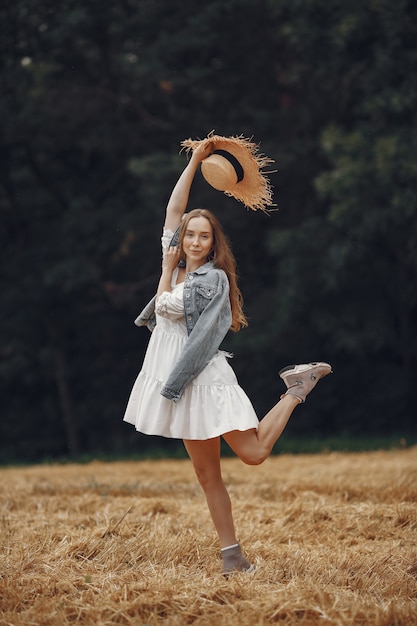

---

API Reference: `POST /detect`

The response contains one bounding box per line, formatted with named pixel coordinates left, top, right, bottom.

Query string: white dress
left=123, top=229, right=259, bottom=440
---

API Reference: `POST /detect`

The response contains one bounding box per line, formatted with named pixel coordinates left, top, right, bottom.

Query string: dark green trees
left=1, top=0, right=416, bottom=461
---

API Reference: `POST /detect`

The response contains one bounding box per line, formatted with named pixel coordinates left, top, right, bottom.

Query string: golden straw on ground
left=0, top=448, right=416, bottom=625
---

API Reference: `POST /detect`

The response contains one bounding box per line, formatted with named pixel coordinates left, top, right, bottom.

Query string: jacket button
left=188, top=274, right=193, bottom=280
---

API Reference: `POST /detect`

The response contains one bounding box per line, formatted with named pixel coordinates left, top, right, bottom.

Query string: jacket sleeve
left=134, top=295, right=157, bottom=331
left=133, top=225, right=182, bottom=332
left=160, top=272, right=232, bottom=401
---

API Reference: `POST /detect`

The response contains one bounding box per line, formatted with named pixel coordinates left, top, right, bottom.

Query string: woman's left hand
left=162, top=245, right=181, bottom=272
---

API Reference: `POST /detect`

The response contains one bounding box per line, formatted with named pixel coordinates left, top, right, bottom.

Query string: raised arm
left=164, top=142, right=213, bottom=232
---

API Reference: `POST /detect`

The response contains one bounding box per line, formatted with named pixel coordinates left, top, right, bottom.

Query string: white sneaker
left=222, top=544, right=255, bottom=576
left=279, top=362, right=332, bottom=403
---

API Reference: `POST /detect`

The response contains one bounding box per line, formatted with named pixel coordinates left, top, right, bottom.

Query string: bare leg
left=183, top=437, right=254, bottom=573
left=223, top=361, right=333, bottom=465
left=223, top=393, right=300, bottom=465
left=182, top=362, right=332, bottom=573
left=183, top=437, right=237, bottom=548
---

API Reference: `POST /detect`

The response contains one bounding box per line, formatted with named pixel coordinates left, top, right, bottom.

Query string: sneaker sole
left=223, top=564, right=256, bottom=577
left=279, top=362, right=333, bottom=381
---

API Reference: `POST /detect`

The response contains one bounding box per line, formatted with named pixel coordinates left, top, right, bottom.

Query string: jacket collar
left=190, top=261, right=214, bottom=275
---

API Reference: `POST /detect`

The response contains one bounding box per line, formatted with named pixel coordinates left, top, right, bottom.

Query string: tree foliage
left=1, top=0, right=416, bottom=462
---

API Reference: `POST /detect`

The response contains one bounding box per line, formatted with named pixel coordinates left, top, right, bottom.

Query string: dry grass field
left=1, top=447, right=416, bottom=625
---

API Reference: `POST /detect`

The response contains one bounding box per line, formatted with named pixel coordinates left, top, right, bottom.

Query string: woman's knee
left=223, top=433, right=268, bottom=466
left=238, top=450, right=265, bottom=466
left=192, top=463, right=222, bottom=491
left=184, top=438, right=222, bottom=491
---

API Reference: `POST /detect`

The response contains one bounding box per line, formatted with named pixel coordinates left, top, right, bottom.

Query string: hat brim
left=181, top=133, right=275, bottom=212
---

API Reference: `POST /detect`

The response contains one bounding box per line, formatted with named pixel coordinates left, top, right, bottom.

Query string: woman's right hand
left=190, top=141, right=214, bottom=164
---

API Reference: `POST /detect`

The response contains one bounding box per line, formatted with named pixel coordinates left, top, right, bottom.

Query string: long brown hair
left=179, top=209, right=248, bottom=332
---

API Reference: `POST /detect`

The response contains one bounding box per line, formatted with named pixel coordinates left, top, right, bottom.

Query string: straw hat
left=181, top=133, right=275, bottom=212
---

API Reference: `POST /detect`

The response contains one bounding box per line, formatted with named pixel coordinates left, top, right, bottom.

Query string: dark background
left=1, top=0, right=416, bottom=463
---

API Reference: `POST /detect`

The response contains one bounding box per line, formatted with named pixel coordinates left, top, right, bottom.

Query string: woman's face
left=182, top=216, right=214, bottom=267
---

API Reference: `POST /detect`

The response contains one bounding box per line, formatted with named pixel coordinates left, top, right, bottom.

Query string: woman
left=124, top=142, right=332, bottom=575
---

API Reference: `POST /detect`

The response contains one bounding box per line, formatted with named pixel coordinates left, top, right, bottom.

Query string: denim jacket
left=134, top=230, right=232, bottom=402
